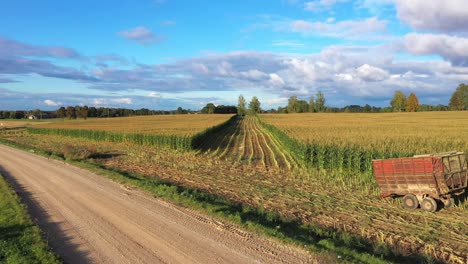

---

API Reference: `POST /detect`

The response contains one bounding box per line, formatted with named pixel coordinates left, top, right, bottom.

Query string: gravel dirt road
left=0, top=144, right=317, bottom=264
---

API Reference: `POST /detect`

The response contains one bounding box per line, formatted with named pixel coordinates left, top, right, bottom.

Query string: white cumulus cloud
left=43, top=99, right=61, bottom=106
left=395, top=0, right=468, bottom=33
left=355, top=64, right=389, bottom=82
left=404, top=33, right=468, bottom=66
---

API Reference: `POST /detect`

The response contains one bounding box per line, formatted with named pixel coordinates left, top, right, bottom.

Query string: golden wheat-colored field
left=261, top=112, right=468, bottom=154
left=34, top=114, right=234, bottom=136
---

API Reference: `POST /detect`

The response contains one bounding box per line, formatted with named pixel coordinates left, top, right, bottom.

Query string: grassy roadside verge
left=0, top=172, right=60, bottom=264
left=1, top=139, right=435, bottom=264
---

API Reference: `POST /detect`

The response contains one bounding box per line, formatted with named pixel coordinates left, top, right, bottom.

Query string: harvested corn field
left=2, top=111, right=467, bottom=263
left=260, top=112, right=468, bottom=155
left=34, top=114, right=234, bottom=136
left=196, top=116, right=298, bottom=170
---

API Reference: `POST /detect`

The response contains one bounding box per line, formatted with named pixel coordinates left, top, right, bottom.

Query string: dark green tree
left=363, top=104, right=372, bottom=113
left=79, top=105, right=89, bottom=119
left=56, top=107, right=66, bottom=118
left=201, top=103, right=216, bottom=114
left=309, top=96, right=315, bottom=113
left=315, top=92, right=325, bottom=112
left=249, top=96, right=261, bottom=114
left=449, top=83, right=468, bottom=110
left=390, top=90, right=407, bottom=112
left=298, top=100, right=309, bottom=113
left=237, top=95, right=246, bottom=116
left=88, top=107, right=97, bottom=117
left=66, top=106, right=76, bottom=119
left=287, top=96, right=299, bottom=113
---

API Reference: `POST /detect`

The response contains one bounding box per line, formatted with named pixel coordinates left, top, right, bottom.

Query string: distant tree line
left=200, top=103, right=237, bottom=114
left=1, top=84, right=466, bottom=119
left=267, top=84, right=467, bottom=114
left=0, top=106, right=198, bottom=120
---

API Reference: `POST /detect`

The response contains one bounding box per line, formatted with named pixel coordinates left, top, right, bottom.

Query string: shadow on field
left=0, top=165, right=93, bottom=263
left=89, top=152, right=124, bottom=160
left=454, top=190, right=468, bottom=207
left=192, top=116, right=241, bottom=152
left=0, top=223, right=32, bottom=240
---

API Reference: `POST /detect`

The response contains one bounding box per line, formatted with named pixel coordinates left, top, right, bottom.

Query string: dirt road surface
left=0, top=144, right=317, bottom=264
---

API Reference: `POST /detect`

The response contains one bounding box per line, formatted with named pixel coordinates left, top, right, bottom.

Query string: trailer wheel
left=402, top=194, right=419, bottom=209
left=442, top=198, right=454, bottom=209
left=421, top=197, right=438, bottom=212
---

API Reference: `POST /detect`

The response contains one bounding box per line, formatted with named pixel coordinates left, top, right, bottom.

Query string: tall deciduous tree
left=390, top=90, right=407, bottom=112
left=249, top=96, right=261, bottom=114
left=315, top=92, right=325, bottom=112
left=237, top=95, right=246, bottom=116
left=201, top=103, right=216, bottom=114
left=297, top=100, right=309, bottom=113
left=309, top=96, right=315, bottom=113
left=287, top=96, right=299, bottom=113
left=449, top=83, right=468, bottom=110
left=406, top=93, right=419, bottom=112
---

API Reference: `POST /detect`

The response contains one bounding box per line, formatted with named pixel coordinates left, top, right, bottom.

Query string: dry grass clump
left=62, top=144, right=98, bottom=160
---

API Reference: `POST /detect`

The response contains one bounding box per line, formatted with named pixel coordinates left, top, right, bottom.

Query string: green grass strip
left=0, top=172, right=60, bottom=264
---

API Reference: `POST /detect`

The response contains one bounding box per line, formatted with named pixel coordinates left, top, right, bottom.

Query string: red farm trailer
left=372, top=152, right=468, bottom=212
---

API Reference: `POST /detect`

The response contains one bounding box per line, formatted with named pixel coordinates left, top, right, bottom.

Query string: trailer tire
left=442, top=198, right=454, bottom=209
left=421, top=197, right=438, bottom=212
left=402, top=194, right=419, bottom=209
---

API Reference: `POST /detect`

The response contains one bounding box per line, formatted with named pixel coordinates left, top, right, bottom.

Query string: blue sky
left=1, top=0, right=468, bottom=110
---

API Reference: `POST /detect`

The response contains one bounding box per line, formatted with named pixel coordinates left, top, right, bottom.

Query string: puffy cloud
left=240, top=69, right=269, bottom=81
left=395, top=0, right=468, bottom=33
left=1, top=37, right=466, bottom=109
left=269, top=73, right=285, bottom=86
left=118, top=26, right=163, bottom=45
left=43, top=99, right=61, bottom=106
left=80, top=46, right=464, bottom=106
left=404, top=33, right=468, bottom=66
left=355, top=64, right=389, bottom=81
